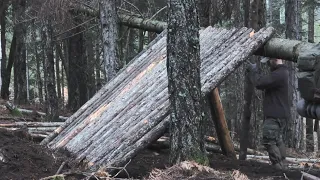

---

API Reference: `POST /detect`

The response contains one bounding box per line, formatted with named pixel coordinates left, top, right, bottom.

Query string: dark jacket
left=251, top=64, right=290, bottom=119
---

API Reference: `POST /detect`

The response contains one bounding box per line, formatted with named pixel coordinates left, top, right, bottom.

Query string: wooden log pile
left=0, top=122, right=63, bottom=139
left=41, top=26, right=275, bottom=170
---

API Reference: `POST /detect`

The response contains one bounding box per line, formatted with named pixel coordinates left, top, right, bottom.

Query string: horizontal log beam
left=71, top=6, right=167, bottom=33
left=254, top=38, right=315, bottom=62
left=73, top=5, right=318, bottom=63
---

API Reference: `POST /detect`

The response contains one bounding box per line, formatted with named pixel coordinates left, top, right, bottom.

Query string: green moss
left=53, top=176, right=65, bottom=180
left=191, top=151, right=209, bottom=166
left=11, top=108, right=22, bottom=117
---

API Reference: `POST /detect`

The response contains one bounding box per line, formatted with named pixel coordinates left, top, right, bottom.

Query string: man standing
left=247, top=58, right=290, bottom=170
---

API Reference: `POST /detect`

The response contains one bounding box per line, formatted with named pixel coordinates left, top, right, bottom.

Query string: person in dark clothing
left=247, top=58, right=290, bottom=170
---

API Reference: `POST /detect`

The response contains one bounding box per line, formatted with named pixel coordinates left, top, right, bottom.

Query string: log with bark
left=301, top=171, right=320, bottom=180
left=70, top=5, right=167, bottom=33
left=4, top=101, right=68, bottom=121
left=42, top=27, right=274, bottom=170
left=149, top=136, right=265, bottom=156
left=0, top=121, right=63, bottom=140
left=72, top=4, right=318, bottom=65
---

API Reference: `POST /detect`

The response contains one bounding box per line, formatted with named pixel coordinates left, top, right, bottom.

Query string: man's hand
left=246, top=63, right=258, bottom=72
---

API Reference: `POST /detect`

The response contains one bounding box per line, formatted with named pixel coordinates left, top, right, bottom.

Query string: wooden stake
left=208, top=88, right=236, bottom=159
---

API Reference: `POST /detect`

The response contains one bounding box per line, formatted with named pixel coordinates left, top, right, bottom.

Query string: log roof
left=42, top=26, right=274, bottom=170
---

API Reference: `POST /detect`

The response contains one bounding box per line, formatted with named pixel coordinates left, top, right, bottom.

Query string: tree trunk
left=285, top=0, right=302, bottom=148
left=243, top=0, right=250, bottom=27
left=308, top=1, right=315, bottom=43
left=55, top=45, right=61, bottom=99
left=99, top=0, right=120, bottom=82
left=67, top=34, right=80, bottom=111
left=306, top=1, right=315, bottom=152
left=1, top=5, right=7, bottom=93
left=138, top=30, right=144, bottom=52
left=167, top=0, right=208, bottom=165
left=95, top=39, right=101, bottom=91
left=240, top=0, right=265, bottom=160
left=306, top=119, right=314, bottom=152
left=86, top=36, right=96, bottom=98
left=42, top=20, right=59, bottom=121
left=1, top=32, right=16, bottom=100
left=233, top=0, right=242, bottom=26
left=13, top=0, right=27, bottom=105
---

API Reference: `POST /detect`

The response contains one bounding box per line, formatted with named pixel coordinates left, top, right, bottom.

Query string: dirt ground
left=0, top=126, right=319, bottom=180
left=122, top=148, right=320, bottom=180
left=0, top=128, right=67, bottom=180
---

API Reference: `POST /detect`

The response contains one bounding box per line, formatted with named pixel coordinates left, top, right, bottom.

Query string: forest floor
left=0, top=102, right=319, bottom=179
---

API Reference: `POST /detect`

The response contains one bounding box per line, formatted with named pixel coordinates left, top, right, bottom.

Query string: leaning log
left=43, top=27, right=274, bottom=170
left=208, top=88, right=236, bottom=159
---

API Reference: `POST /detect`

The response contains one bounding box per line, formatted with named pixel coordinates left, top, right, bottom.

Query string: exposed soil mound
left=0, top=128, right=65, bottom=180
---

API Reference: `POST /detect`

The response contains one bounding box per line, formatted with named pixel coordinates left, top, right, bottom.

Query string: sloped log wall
left=42, top=26, right=274, bottom=170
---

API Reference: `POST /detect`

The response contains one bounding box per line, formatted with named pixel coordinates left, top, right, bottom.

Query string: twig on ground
left=55, top=161, right=66, bottom=174
left=283, top=173, right=289, bottom=180
left=112, top=159, right=132, bottom=178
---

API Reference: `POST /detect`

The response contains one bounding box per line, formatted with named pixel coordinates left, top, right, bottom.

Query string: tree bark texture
left=308, top=0, right=315, bottom=43
left=285, top=0, right=302, bottom=148
left=1, top=32, right=16, bottom=100
left=99, top=0, right=120, bottom=82
left=33, top=25, right=44, bottom=104
left=67, top=25, right=88, bottom=112
left=167, top=0, right=208, bottom=165
left=13, top=0, right=27, bottom=105
left=42, top=20, right=59, bottom=121
left=55, top=45, right=61, bottom=99
left=1, top=5, right=7, bottom=94
left=239, top=0, right=265, bottom=160
left=42, top=27, right=274, bottom=170
left=85, top=35, right=96, bottom=98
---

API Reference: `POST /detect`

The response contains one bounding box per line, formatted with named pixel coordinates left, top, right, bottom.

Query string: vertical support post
left=209, top=88, right=237, bottom=159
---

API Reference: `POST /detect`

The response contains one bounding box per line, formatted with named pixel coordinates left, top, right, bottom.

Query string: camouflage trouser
left=262, top=117, right=287, bottom=165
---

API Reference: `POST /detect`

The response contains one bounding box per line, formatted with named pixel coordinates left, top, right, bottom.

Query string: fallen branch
left=301, top=171, right=320, bottom=180
left=55, top=161, right=66, bottom=175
